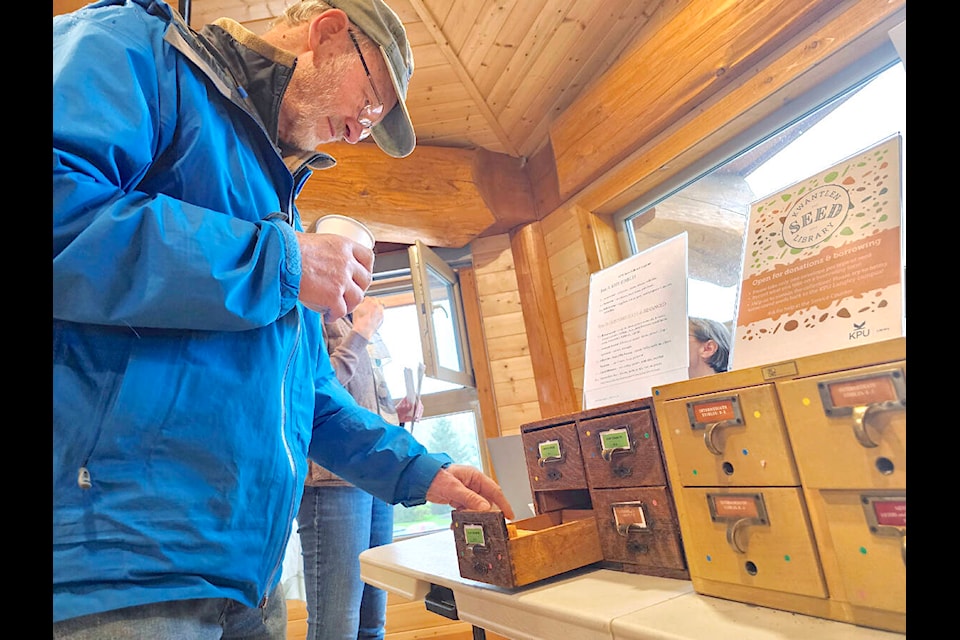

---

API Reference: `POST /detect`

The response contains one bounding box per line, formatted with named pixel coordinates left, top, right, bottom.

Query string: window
left=617, top=46, right=905, bottom=329
left=409, top=240, right=475, bottom=387
left=366, top=245, right=486, bottom=538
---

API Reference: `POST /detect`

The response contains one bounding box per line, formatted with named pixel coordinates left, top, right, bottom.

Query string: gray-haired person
left=688, top=317, right=732, bottom=377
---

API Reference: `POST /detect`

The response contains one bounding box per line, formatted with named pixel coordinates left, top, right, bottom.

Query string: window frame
left=612, top=37, right=904, bottom=258
left=407, top=240, right=476, bottom=388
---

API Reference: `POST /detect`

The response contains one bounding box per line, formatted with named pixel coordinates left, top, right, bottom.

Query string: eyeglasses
left=348, top=30, right=385, bottom=140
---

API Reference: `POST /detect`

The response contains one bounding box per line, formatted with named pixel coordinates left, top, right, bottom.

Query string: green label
left=539, top=439, right=562, bottom=460
left=464, top=524, right=485, bottom=546
left=600, top=428, right=630, bottom=450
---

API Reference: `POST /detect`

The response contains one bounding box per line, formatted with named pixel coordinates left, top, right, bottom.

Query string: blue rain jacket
left=53, top=0, right=450, bottom=622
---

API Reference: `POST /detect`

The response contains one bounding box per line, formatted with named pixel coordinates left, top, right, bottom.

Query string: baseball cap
left=326, top=0, right=416, bottom=158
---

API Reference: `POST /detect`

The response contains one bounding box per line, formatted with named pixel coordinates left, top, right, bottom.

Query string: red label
left=828, top=375, right=898, bottom=408
left=692, top=400, right=735, bottom=422
left=712, top=496, right=759, bottom=518
left=873, top=500, right=906, bottom=527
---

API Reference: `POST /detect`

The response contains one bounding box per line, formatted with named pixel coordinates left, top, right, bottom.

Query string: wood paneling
left=60, top=0, right=905, bottom=248
left=564, top=0, right=907, bottom=217
left=180, top=0, right=665, bottom=158
left=485, top=333, right=531, bottom=362
left=471, top=234, right=541, bottom=436
left=539, top=206, right=593, bottom=413
left=295, top=143, right=498, bottom=248
left=489, top=354, right=535, bottom=385
left=551, top=0, right=838, bottom=200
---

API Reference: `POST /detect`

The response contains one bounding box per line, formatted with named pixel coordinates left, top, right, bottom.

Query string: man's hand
left=296, top=232, right=374, bottom=321
left=425, top=464, right=515, bottom=520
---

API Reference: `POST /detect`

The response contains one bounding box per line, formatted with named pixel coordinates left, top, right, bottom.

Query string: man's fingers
left=296, top=232, right=375, bottom=314
left=434, top=465, right=516, bottom=520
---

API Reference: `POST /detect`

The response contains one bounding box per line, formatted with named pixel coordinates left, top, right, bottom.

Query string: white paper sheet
left=582, top=233, right=689, bottom=409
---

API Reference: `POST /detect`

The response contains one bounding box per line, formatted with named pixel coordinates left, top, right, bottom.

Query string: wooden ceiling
left=58, top=1, right=901, bottom=249
left=186, top=0, right=664, bottom=160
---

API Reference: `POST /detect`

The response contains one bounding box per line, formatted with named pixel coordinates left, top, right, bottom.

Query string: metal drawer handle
left=617, top=522, right=652, bottom=537
left=466, top=543, right=489, bottom=555
left=851, top=400, right=904, bottom=448
left=704, top=419, right=737, bottom=456
left=538, top=455, right=563, bottom=467
left=601, top=445, right=630, bottom=462
left=726, top=517, right=755, bottom=554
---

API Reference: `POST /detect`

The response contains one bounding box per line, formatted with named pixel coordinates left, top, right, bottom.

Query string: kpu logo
left=849, top=321, right=869, bottom=341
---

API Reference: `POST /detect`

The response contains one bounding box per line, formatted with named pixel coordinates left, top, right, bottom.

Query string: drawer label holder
left=599, top=426, right=633, bottom=462
left=707, top=492, right=770, bottom=554
left=861, top=493, right=906, bottom=566
left=463, top=523, right=488, bottom=551
left=537, top=439, right=564, bottom=466
left=611, top=500, right=650, bottom=537
left=686, top=396, right=745, bottom=456
left=817, top=368, right=906, bottom=448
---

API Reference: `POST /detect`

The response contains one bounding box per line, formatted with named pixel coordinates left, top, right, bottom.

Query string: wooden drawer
left=807, top=488, right=906, bottom=615
left=657, top=384, right=801, bottom=488
left=521, top=422, right=588, bottom=492
left=777, top=362, right=906, bottom=490
left=678, top=486, right=827, bottom=598
left=576, top=407, right=667, bottom=489
left=450, top=509, right=603, bottom=588
left=590, top=486, right=688, bottom=579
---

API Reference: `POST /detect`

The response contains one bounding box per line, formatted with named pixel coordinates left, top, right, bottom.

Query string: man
left=52, top=1, right=514, bottom=637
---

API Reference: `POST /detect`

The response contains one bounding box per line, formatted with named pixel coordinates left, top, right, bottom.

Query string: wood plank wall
left=468, top=202, right=620, bottom=435
left=540, top=204, right=621, bottom=404
left=470, top=235, right=541, bottom=436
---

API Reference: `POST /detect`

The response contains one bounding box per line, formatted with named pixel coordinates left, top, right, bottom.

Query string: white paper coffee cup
left=312, top=215, right=375, bottom=249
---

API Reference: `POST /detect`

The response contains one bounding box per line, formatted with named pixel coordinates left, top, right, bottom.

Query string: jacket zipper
left=262, top=307, right=303, bottom=608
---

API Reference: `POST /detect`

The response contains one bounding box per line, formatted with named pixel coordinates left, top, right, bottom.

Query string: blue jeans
left=297, top=484, right=394, bottom=640
left=51, top=583, right=286, bottom=639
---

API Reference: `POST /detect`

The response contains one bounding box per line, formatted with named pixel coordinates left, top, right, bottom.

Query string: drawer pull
left=467, top=543, right=490, bottom=555
left=601, top=445, right=631, bottom=462
left=726, top=517, right=755, bottom=554
left=851, top=400, right=905, bottom=448
left=704, top=419, right=738, bottom=455
left=707, top=493, right=769, bottom=554
left=612, top=501, right=650, bottom=537
left=599, top=427, right=632, bottom=462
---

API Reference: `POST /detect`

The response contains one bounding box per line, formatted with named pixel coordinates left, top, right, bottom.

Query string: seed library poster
left=732, top=134, right=903, bottom=370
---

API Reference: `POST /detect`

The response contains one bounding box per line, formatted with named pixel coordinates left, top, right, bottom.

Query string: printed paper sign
left=582, top=233, right=688, bottom=409
left=733, top=135, right=904, bottom=369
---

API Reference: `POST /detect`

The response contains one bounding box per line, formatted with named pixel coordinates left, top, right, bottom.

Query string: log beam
left=295, top=142, right=536, bottom=248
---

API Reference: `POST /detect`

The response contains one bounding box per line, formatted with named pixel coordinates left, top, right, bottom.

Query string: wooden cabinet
left=653, top=337, right=906, bottom=633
